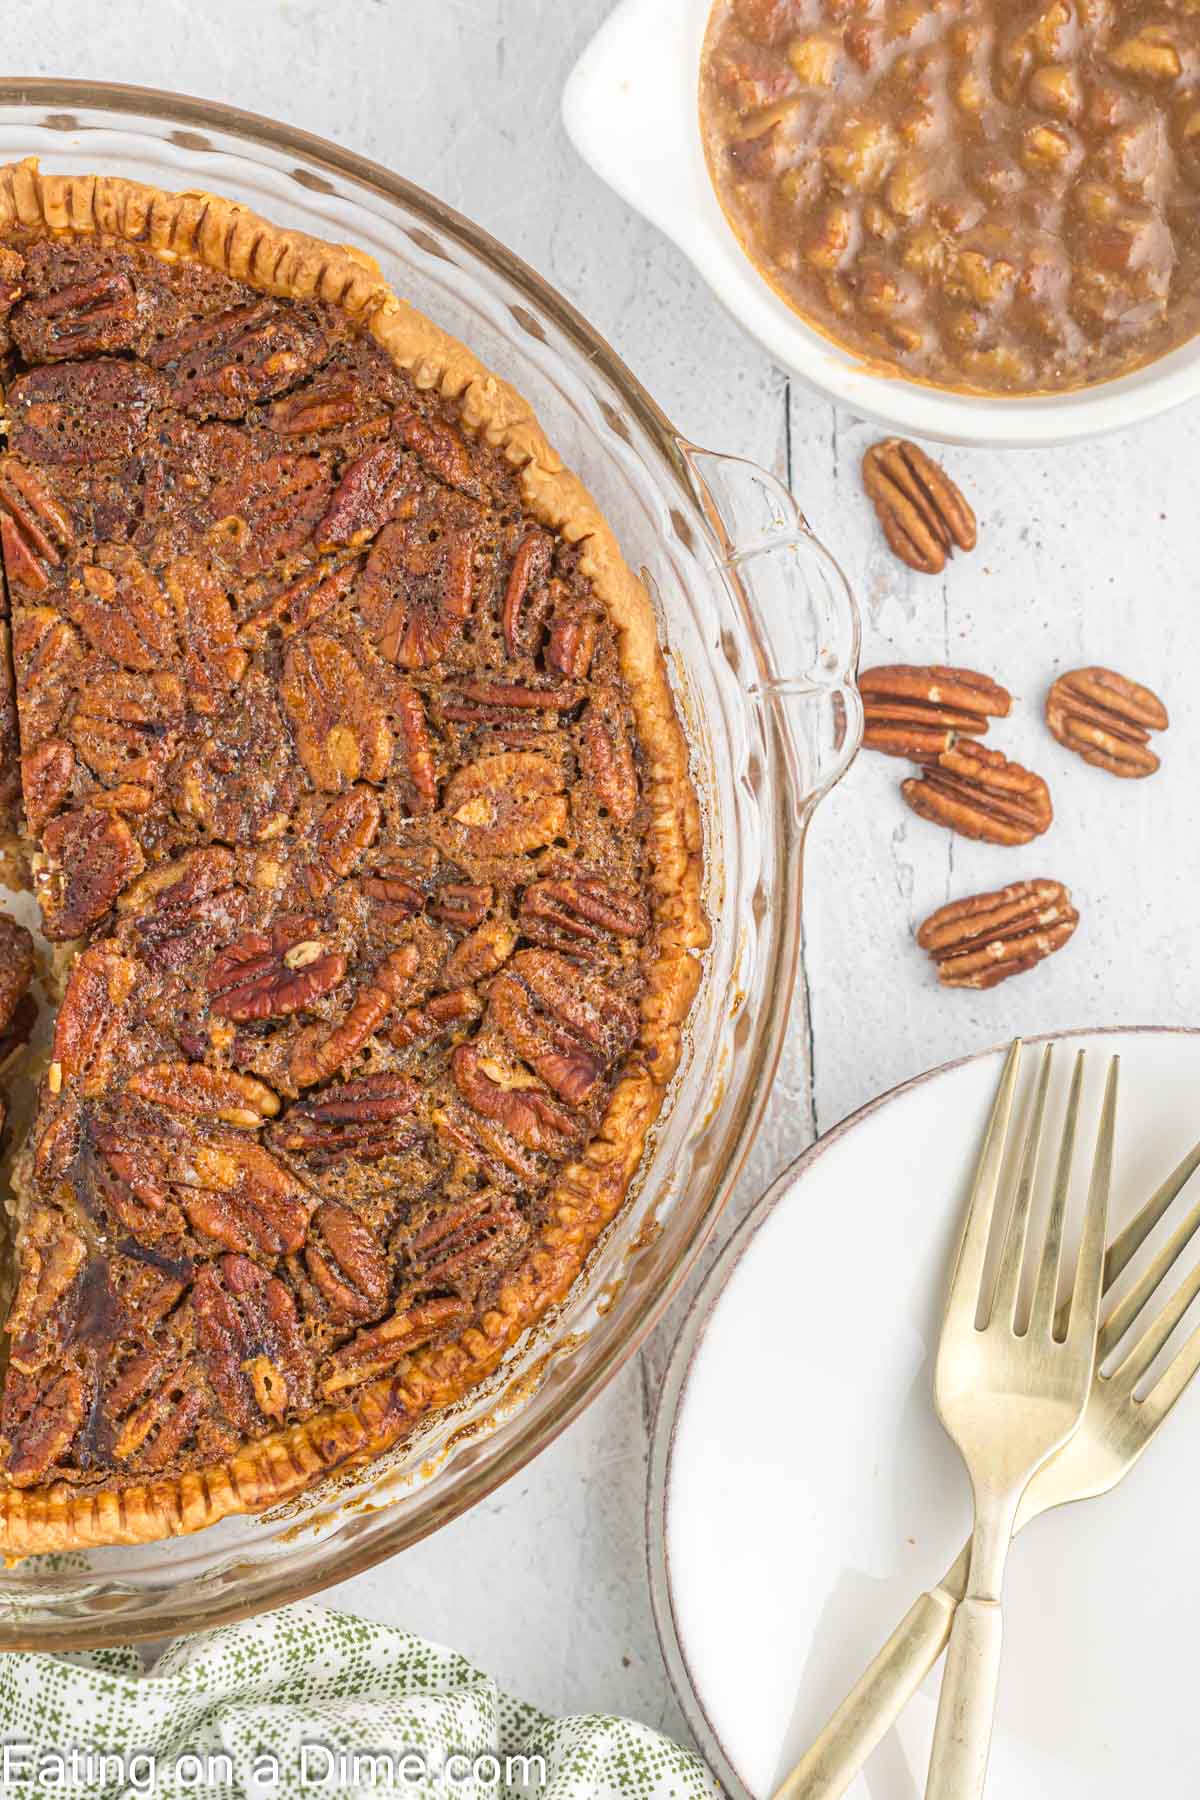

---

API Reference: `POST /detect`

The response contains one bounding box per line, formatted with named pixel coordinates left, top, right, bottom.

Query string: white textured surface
left=3, top=0, right=1197, bottom=1753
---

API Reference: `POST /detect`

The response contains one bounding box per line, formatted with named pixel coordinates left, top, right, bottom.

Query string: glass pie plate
left=0, top=79, right=861, bottom=1647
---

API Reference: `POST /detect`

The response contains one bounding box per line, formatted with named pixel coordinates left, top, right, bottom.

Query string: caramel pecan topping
left=389, top=986, right=482, bottom=1050
left=289, top=943, right=421, bottom=1089
left=395, top=683, right=438, bottom=814
left=580, top=691, right=639, bottom=824
left=901, top=742, right=1053, bottom=846
left=1045, top=667, right=1169, bottom=778
left=404, top=1189, right=527, bottom=1296
left=193, top=1252, right=314, bottom=1430
left=303, top=1200, right=390, bottom=1321
left=862, top=439, right=977, bottom=575
left=126, top=1062, right=280, bottom=1128
left=5, top=1209, right=86, bottom=1376
left=860, top=665, right=1012, bottom=760
left=3, top=1368, right=86, bottom=1486
left=488, top=972, right=605, bottom=1108
left=66, top=545, right=175, bottom=670
left=106, top=1349, right=207, bottom=1470
left=502, top=530, right=553, bottom=658
left=207, top=918, right=348, bottom=1024
left=0, top=455, right=73, bottom=596
left=320, top=1295, right=470, bottom=1397
left=49, top=945, right=137, bottom=1099
left=317, top=437, right=412, bottom=546
left=8, top=359, right=168, bottom=464
left=271, top=1072, right=420, bottom=1166
left=0, top=916, right=35, bottom=1038
left=13, top=271, right=138, bottom=361
left=357, top=515, right=477, bottom=669
left=301, top=786, right=381, bottom=902
left=39, top=807, right=146, bottom=940
left=442, top=751, right=568, bottom=857
left=917, top=879, right=1080, bottom=990
left=451, top=1044, right=580, bottom=1156
left=428, top=883, right=492, bottom=930
left=147, top=300, right=330, bottom=419
left=518, top=875, right=650, bottom=947
left=280, top=633, right=393, bottom=791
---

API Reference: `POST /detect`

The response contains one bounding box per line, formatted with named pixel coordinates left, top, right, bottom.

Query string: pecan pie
left=0, top=161, right=707, bottom=1554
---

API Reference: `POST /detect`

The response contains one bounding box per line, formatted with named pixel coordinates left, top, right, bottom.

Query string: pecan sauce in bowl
left=701, top=1, right=1200, bottom=397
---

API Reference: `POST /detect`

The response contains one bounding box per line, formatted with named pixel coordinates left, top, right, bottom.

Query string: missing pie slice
left=0, top=158, right=707, bottom=1554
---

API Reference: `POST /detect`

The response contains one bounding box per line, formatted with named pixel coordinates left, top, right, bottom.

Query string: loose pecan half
left=67, top=667, right=185, bottom=789
left=177, top=1134, right=316, bottom=1257
left=512, top=948, right=640, bottom=1063
left=269, top=371, right=383, bottom=439
left=395, top=409, right=478, bottom=491
left=304, top=1200, right=391, bottom=1321
left=1045, top=667, right=1168, bottom=778
left=239, top=560, right=359, bottom=643
left=545, top=602, right=599, bottom=680
left=271, top=1072, right=420, bottom=1166
left=5, top=1208, right=87, bottom=1375
left=860, top=665, right=1012, bottom=759
left=128, top=847, right=252, bottom=973
left=316, top=437, right=412, bottom=546
left=280, top=633, right=393, bottom=791
left=439, top=917, right=518, bottom=988
left=207, top=918, right=348, bottom=1023
left=442, top=678, right=580, bottom=721
left=488, top=972, right=605, bottom=1107
left=0, top=455, right=73, bottom=595
left=106, top=1347, right=207, bottom=1470
left=427, top=883, right=492, bottom=930
left=389, top=986, right=482, bottom=1050
left=862, top=439, right=977, bottom=575
left=901, top=742, right=1053, bottom=845
left=917, top=879, right=1079, bottom=989
left=193, top=1252, right=314, bottom=1430
left=395, top=683, right=438, bottom=814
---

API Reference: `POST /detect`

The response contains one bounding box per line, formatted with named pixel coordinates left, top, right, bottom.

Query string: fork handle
left=772, top=1545, right=970, bottom=1799
left=924, top=1596, right=1004, bottom=1800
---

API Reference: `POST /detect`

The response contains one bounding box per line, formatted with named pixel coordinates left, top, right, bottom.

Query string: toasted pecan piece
left=902, top=741, right=1052, bottom=845
left=1045, top=667, right=1168, bottom=778
left=917, top=879, right=1079, bottom=989
left=862, top=439, right=977, bottom=575
left=860, top=665, right=1011, bottom=760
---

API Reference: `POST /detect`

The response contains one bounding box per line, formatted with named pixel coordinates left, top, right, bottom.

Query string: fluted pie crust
left=0, top=159, right=706, bottom=1556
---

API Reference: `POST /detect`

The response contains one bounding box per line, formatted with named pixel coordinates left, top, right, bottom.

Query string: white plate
left=649, top=1030, right=1200, bottom=1798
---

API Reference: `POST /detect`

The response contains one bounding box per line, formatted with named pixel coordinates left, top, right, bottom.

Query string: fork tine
left=1029, top=1050, right=1085, bottom=1335
left=1142, top=1319, right=1200, bottom=1427
left=1109, top=1255, right=1200, bottom=1392
left=1102, top=1139, right=1200, bottom=1295
left=991, top=1045, right=1052, bottom=1329
left=1064, top=1058, right=1117, bottom=1346
left=1098, top=1190, right=1200, bottom=1362
left=944, top=1039, right=1022, bottom=1333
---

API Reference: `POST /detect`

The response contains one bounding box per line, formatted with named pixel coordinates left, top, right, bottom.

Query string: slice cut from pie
left=0, top=159, right=706, bottom=1554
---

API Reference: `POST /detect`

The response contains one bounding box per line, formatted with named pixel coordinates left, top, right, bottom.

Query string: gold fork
left=921, top=1042, right=1114, bottom=1799
left=776, top=1112, right=1200, bottom=1800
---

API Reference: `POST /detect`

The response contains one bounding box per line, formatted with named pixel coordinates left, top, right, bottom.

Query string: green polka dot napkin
left=0, top=1603, right=719, bottom=1798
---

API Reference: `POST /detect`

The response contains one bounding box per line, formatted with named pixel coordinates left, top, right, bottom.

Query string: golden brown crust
left=0, top=159, right=706, bottom=1555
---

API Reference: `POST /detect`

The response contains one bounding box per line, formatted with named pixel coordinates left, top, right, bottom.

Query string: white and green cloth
left=0, top=1604, right=718, bottom=1799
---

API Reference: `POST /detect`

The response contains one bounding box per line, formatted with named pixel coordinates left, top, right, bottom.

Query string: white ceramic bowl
left=564, top=0, right=1200, bottom=448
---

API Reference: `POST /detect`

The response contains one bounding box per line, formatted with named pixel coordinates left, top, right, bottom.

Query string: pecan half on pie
left=0, top=161, right=707, bottom=1554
